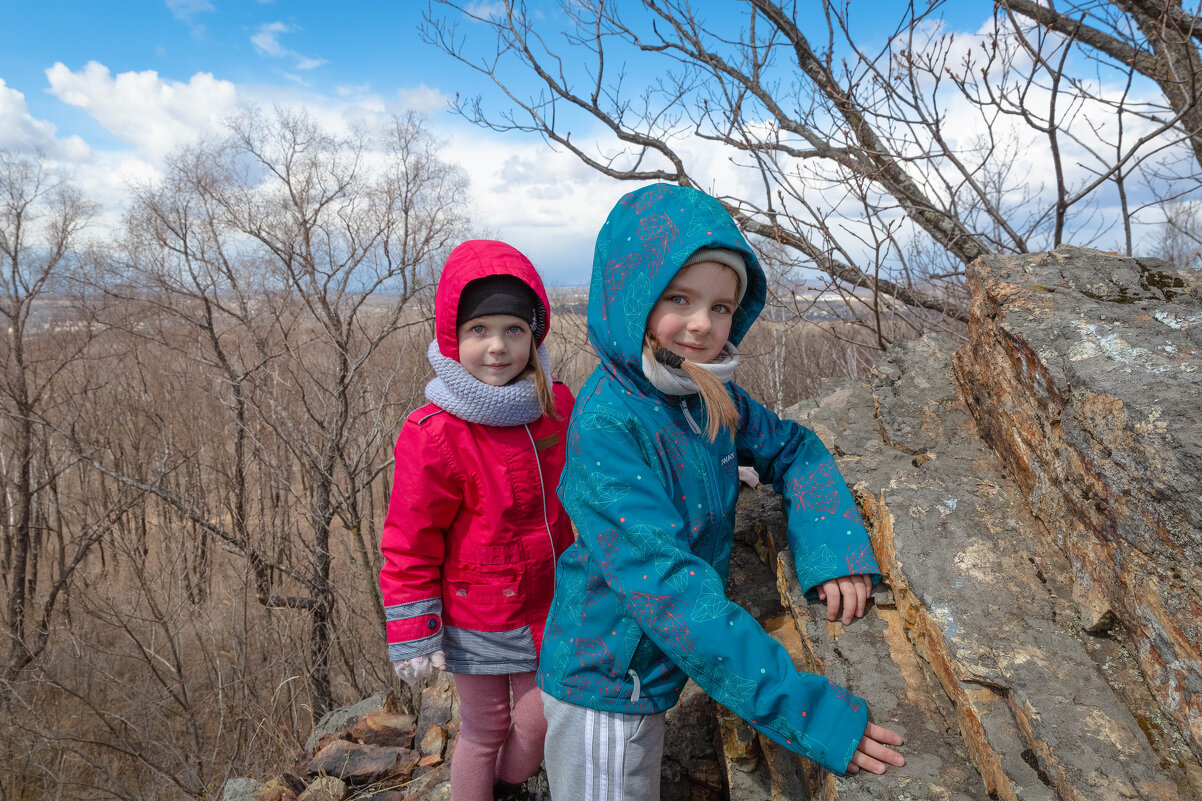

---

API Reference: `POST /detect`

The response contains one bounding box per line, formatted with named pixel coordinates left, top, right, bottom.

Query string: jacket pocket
left=612, top=618, right=644, bottom=678
left=443, top=561, right=525, bottom=629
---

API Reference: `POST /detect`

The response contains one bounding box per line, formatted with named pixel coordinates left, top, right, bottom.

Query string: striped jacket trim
left=441, top=625, right=537, bottom=674
left=385, top=597, right=442, bottom=621
left=388, top=633, right=443, bottom=662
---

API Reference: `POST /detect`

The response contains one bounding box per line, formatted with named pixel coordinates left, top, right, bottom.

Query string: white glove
left=738, top=465, right=761, bottom=489
left=393, top=650, right=446, bottom=686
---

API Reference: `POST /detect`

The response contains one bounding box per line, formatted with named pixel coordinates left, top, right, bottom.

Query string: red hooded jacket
left=379, top=240, right=575, bottom=674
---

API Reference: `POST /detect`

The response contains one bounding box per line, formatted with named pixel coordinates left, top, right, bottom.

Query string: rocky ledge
left=729, top=245, right=1201, bottom=801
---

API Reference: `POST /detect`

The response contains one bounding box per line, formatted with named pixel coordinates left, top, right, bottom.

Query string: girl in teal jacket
left=537, top=184, right=904, bottom=798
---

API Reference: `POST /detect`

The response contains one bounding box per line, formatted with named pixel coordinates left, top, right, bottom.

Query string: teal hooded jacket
left=537, top=184, right=881, bottom=774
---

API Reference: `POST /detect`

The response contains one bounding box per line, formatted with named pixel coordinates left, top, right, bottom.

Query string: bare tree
left=0, top=112, right=471, bottom=795
left=94, top=108, right=471, bottom=718
left=422, top=0, right=1202, bottom=340
left=0, top=153, right=109, bottom=681
left=1158, top=199, right=1202, bottom=264
left=1001, top=0, right=1202, bottom=171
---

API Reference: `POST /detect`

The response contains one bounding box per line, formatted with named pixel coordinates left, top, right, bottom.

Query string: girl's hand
left=845, top=721, right=905, bottom=775
left=392, top=650, right=446, bottom=686
left=817, top=574, right=872, bottom=625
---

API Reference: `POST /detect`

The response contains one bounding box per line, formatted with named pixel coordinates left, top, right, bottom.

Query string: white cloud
left=441, top=126, right=628, bottom=284
left=24, top=57, right=626, bottom=285
left=167, top=0, right=213, bottom=18
left=396, top=85, right=451, bottom=115
left=465, top=1, right=507, bottom=17
left=166, top=0, right=214, bottom=19
left=45, top=62, right=238, bottom=161
left=251, top=21, right=289, bottom=56
left=165, top=0, right=214, bottom=37
left=251, top=22, right=327, bottom=71
left=0, top=79, right=90, bottom=160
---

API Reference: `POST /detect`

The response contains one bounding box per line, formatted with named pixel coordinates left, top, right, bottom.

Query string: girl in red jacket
left=379, top=240, right=575, bottom=801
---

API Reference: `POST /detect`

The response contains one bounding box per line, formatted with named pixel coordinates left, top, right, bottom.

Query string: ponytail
left=521, top=339, right=561, bottom=420
left=642, top=333, right=737, bottom=442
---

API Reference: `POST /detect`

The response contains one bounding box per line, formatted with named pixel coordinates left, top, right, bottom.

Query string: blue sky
left=1, top=1, right=642, bottom=284
left=0, top=2, right=1094, bottom=285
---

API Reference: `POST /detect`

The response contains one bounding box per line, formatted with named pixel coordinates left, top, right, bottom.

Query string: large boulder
left=953, top=246, right=1201, bottom=759
left=718, top=245, right=1201, bottom=801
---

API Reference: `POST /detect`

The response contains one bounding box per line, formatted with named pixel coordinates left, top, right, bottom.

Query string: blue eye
left=472, top=325, right=486, bottom=334
left=713, top=303, right=731, bottom=314
left=507, top=325, right=525, bottom=335
left=666, top=294, right=688, bottom=305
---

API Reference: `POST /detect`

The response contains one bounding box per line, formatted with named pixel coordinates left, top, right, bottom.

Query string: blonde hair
left=518, top=338, right=561, bottom=420
left=642, top=332, right=737, bottom=442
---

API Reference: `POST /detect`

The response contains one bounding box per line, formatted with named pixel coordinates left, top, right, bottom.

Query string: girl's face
left=646, top=261, right=739, bottom=364
left=456, top=314, right=533, bottom=385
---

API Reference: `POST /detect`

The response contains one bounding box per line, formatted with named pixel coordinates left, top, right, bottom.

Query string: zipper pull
left=628, top=669, right=642, bottom=703
left=680, top=399, right=702, bottom=435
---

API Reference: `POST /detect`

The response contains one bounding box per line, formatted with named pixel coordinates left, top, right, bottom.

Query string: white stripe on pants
left=541, top=690, right=666, bottom=801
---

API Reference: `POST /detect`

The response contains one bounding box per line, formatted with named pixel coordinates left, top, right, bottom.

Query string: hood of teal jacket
left=587, top=184, right=768, bottom=392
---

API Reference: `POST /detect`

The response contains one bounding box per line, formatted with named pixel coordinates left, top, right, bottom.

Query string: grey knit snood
left=425, top=340, right=550, bottom=426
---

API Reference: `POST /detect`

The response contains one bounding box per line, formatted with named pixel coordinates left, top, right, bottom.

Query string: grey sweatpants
left=540, top=691, right=667, bottom=801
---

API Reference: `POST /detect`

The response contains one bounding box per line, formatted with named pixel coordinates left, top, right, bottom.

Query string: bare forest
left=2, top=1, right=1202, bottom=798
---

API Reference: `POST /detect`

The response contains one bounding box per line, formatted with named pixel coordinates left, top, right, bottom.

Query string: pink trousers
left=450, top=672, right=546, bottom=801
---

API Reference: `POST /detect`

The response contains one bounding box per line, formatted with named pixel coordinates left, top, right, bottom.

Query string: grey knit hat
left=683, top=247, right=748, bottom=304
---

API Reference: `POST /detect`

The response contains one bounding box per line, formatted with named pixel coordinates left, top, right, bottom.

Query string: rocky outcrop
left=221, top=686, right=457, bottom=801
left=231, top=245, right=1200, bottom=801
left=954, top=248, right=1201, bottom=759
left=727, top=245, right=1201, bottom=800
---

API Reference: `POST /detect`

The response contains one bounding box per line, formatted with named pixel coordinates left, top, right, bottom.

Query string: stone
left=418, top=724, right=446, bottom=757
left=252, top=776, right=299, bottom=801
left=397, top=761, right=451, bottom=801
left=1072, top=581, right=1117, bottom=633
left=349, top=712, right=417, bottom=748
left=415, top=681, right=456, bottom=753
left=662, top=681, right=724, bottom=801
left=307, top=691, right=399, bottom=750
left=296, top=776, right=346, bottom=801
left=306, top=739, right=420, bottom=785
left=220, top=777, right=261, bottom=801
left=732, top=484, right=985, bottom=801
left=718, top=534, right=808, bottom=801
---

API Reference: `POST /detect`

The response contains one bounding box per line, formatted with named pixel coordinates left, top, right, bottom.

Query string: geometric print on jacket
left=538, top=183, right=880, bottom=775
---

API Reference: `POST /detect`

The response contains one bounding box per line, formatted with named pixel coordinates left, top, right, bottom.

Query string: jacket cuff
left=385, top=597, right=443, bottom=656
left=388, top=632, right=443, bottom=662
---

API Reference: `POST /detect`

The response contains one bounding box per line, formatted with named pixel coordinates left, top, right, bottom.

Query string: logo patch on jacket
left=534, top=433, right=559, bottom=452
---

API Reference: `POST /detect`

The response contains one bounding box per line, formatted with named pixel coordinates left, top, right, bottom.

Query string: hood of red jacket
left=434, top=240, right=552, bottom=362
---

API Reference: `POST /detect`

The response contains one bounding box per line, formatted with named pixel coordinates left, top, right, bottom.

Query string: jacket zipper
left=680, top=397, right=722, bottom=561
left=679, top=399, right=702, bottom=434
left=524, top=424, right=557, bottom=589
